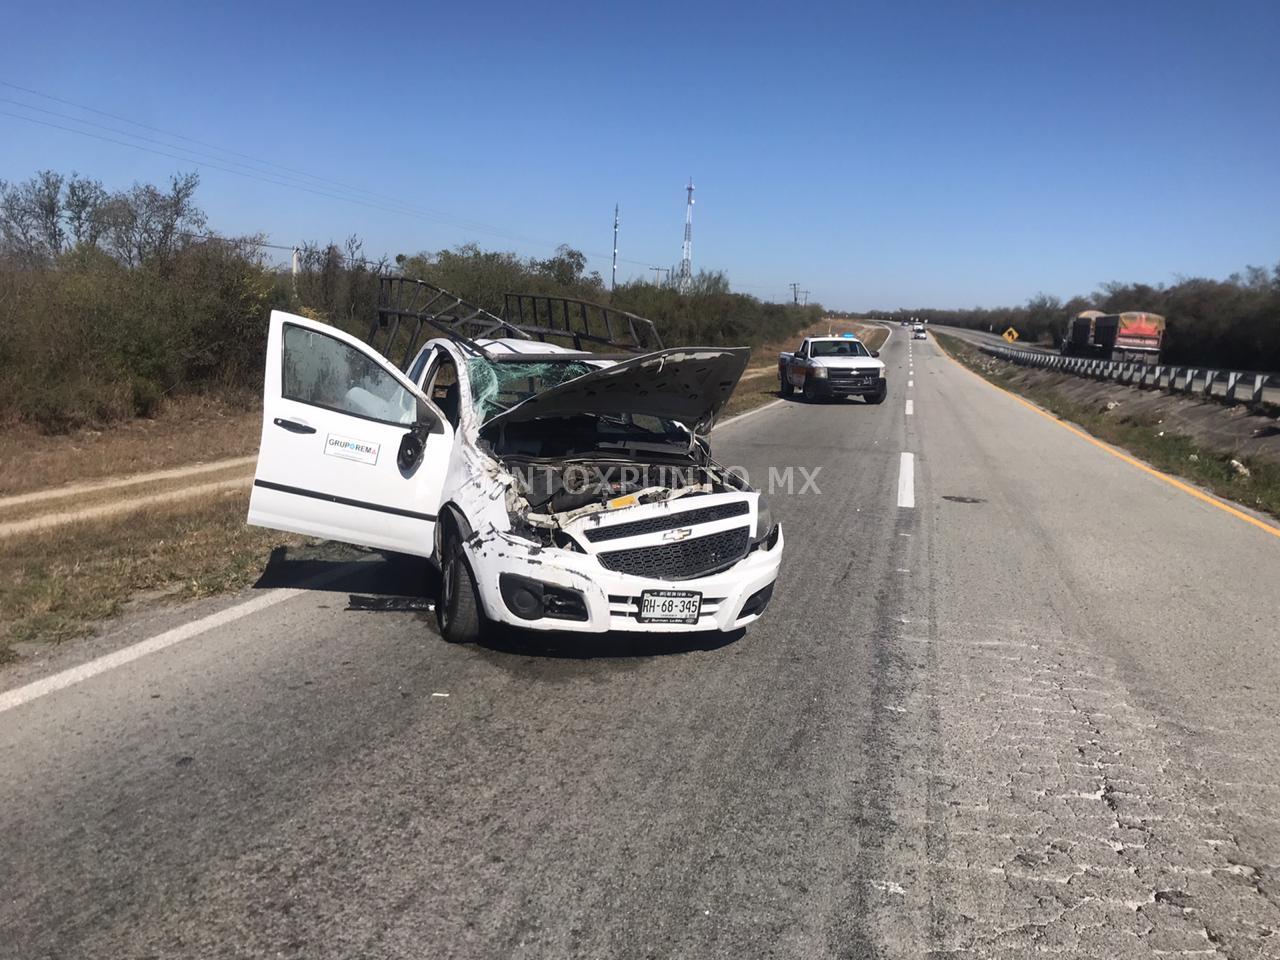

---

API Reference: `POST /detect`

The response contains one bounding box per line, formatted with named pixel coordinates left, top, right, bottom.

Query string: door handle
left=273, top=417, right=316, bottom=434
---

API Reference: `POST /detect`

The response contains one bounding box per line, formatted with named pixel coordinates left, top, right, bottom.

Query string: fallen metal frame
left=368, top=278, right=664, bottom=370
left=501, top=293, right=663, bottom=355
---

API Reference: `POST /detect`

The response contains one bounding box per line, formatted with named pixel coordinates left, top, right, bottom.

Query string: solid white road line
left=898, top=452, right=915, bottom=509
left=714, top=398, right=786, bottom=432
left=0, top=564, right=358, bottom=715
left=905, top=399, right=914, bottom=415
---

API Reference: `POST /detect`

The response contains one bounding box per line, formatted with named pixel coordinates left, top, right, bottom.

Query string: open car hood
left=482, top=347, right=751, bottom=436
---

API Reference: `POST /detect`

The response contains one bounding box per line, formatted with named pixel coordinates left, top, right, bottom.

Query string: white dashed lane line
left=906, top=399, right=914, bottom=416
left=898, top=452, right=915, bottom=509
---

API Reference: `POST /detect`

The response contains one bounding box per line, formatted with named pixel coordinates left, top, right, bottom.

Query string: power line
left=0, top=105, right=649, bottom=271
left=0, top=80, right=516, bottom=225
left=0, top=80, right=807, bottom=298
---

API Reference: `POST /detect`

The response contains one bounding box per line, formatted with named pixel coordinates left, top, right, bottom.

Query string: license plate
left=638, top=590, right=702, bottom=624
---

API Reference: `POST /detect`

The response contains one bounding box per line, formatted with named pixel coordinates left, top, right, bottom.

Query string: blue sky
left=2, top=0, right=1277, bottom=309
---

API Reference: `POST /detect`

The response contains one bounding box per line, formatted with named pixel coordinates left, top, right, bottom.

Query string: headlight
left=810, top=365, right=829, bottom=378
left=754, top=497, right=775, bottom=541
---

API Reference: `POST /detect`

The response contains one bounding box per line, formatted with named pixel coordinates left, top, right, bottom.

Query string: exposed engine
left=500, top=456, right=746, bottom=530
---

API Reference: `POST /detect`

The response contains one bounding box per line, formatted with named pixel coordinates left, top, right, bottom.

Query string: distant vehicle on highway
left=912, top=323, right=927, bottom=340
left=778, top=335, right=887, bottom=403
left=1060, top=310, right=1165, bottom=363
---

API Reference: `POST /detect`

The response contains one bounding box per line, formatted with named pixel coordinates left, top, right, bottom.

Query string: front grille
left=582, top=500, right=749, bottom=543
left=598, top=528, right=750, bottom=580
left=828, top=371, right=877, bottom=384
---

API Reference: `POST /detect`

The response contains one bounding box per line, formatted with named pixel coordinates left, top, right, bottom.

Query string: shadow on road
left=476, top=625, right=744, bottom=661
left=253, top=544, right=434, bottom=599
left=255, top=546, right=746, bottom=661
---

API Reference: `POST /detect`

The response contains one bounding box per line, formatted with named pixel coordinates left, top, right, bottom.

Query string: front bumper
left=811, top=376, right=886, bottom=397
left=465, top=525, right=785, bottom=634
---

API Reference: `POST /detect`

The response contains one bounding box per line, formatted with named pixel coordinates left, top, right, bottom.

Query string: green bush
left=0, top=170, right=822, bottom=432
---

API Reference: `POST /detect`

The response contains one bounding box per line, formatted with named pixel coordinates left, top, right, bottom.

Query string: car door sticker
left=324, top=433, right=381, bottom=465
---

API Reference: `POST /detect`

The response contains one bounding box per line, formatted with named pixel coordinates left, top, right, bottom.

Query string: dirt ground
left=0, top=393, right=262, bottom=498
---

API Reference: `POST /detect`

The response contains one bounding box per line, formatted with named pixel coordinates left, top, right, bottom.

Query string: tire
left=802, top=379, right=821, bottom=403
left=779, top=374, right=794, bottom=397
left=866, top=386, right=887, bottom=405
left=437, top=525, right=484, bottom=644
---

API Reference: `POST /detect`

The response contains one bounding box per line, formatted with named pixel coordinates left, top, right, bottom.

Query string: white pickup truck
left=247, top=281, right=784, bottom=643
left=778, top=335, right=887, bottom=403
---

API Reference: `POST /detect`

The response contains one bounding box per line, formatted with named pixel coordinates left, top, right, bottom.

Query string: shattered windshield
left=468, top=358, right=596, bottom=422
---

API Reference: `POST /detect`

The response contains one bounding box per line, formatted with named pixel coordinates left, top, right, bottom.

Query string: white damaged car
left=247, top=283, right=784, bottom=643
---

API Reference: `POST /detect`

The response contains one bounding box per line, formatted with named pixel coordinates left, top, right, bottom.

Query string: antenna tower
left=676, top=178, right=694, bottom=292
left=611, top=203, right=619, bottom=293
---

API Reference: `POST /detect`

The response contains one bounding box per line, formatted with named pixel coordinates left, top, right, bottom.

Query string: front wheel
left=437, top=529, right=484, bottom=643
left=802, top=379, right=821, bottom=403
left=866, top=385, right=887, bottom=405
left=779, top=374, right=794, bottom=397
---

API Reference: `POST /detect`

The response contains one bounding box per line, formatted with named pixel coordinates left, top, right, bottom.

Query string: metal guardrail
left=976, top=343, right=1280, bottom=408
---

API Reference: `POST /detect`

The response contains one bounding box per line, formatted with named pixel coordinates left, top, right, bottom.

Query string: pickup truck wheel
left=779, top=374, right=794, bottom=397
left=437, top=530, right=483, bottom=644
left=866, top=386, right=887, bottom=405
left=802, top=379, right=820, bottom=403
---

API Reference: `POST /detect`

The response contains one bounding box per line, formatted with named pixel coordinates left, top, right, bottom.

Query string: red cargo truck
left=1061, top=310, right=1165, bottom=363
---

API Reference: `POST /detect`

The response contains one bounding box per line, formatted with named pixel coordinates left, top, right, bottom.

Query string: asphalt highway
left=3, top=330, right=1280, bottom=958
left=929, top=322, right=1053, bottom=352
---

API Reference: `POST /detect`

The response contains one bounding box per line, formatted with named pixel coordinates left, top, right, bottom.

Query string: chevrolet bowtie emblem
left=662, top=527, right=693, bottom=542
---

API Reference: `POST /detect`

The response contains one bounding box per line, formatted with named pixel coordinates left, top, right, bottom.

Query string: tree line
left=0, top=169, right=822, bottom=431
left=871, top=269, right=1280, bottom=372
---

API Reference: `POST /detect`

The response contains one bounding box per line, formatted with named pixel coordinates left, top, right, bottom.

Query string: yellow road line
left=934, top=338, right=1280, bottom=542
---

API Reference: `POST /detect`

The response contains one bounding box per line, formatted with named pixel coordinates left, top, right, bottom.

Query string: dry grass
left=0, top=490, right=303, bottom=663
left=0, top=392, right=261, bottom=497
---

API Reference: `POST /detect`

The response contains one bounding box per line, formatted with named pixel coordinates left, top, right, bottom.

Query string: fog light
left=739, top=582, right=775, bottom=619
left=499, top=574, right=544, bottom=620
left=499, top=574, right=589, bottom=622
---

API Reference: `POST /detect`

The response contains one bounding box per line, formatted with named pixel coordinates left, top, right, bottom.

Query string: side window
left=406, top=346, right=434, bottom=387
left=282, top=324, right=415, bottom=426
left=426, top=356, right=462, bottom=429
left=798, top=342, right=809, bottom=358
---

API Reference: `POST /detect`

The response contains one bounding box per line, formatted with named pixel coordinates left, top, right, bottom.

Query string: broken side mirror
left=397, top=403, right=441, bottom=471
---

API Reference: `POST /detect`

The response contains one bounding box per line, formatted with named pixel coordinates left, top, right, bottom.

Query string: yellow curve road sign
left=1002, top=327, right=1020, bottom=342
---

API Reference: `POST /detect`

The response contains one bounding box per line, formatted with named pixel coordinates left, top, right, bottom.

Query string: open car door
left=247, top=310, right=452, bottom=557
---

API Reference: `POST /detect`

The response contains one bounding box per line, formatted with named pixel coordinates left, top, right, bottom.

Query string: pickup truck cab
left=247, top=286, right=784, bottom=644
left=778, top=335, right=887, bottom=404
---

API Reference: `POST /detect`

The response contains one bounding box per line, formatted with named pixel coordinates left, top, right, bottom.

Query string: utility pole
left=611, top=203, right=619, bottom=293
left=650, top=266, right=669, bottom=287
left=802, top=290, right=810, bottom=307
left=790, top=282, right=800, bottom=305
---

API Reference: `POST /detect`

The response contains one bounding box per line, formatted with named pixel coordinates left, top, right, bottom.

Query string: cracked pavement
left=1, top=332, right=1278, bottom=958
